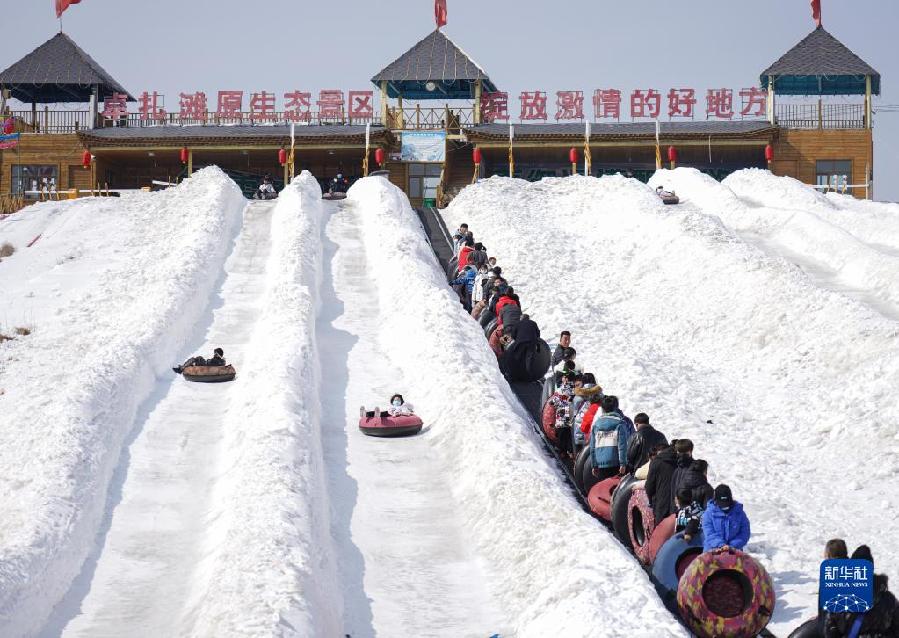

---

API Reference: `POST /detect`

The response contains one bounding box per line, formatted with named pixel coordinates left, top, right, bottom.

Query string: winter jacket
left=671, top=455, right=695, bottom=509
left=579, top=402, right=600, bottom=436
left=626, top=424, right=668, bottom=473
left=468, top=249, right=488, bottom=268
left=449, top=266, right=477, bottom=292
left=472, top=271, right=492, bottom=303
left=701, top=501, right=751, bottom=551
left=388, top=402, right=415, bottom=416
left=206, top=353, right=227, bottom=367
left=676, top=501, right=704, bottom=538
left=589, top=411, right=631, bottom=469
left=571, top=384, right=602, bottom=423
left=458, top=246, right=474, bottom=268
left=511, top=317, right=540, bottom=344
left=552, top=344, right=569, bottom=367
left=495, top=295, right=519, bottom=326
left=645, top=447, right=678, bottom=522
left=672, top=461, right=714, bottom=509
left=824, top=575, right=899, bottom=638
left=634, top=460, right=651, bottom=480
left=500, top=304, right=522, bottom=331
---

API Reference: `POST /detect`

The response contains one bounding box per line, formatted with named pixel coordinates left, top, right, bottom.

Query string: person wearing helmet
left=172, top=347, right=226, bottom=374
left=330, top=173, right=349, bottom=194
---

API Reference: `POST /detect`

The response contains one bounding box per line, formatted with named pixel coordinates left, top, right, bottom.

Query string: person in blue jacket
left=449, top=265, right=477, bottom=311
left=589, top=395, right=632, bottom=482
left=702, top=484, right=751, bottom=552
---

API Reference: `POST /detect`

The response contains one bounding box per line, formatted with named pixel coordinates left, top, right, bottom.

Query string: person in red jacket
left=579, top=396, right=602, bottom=438
left=494, top=289, right=520, bottom=329
left=457, top=238, right=475, bottom=272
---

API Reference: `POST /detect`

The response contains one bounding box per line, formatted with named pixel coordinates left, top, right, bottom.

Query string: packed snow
left=0, top=168, right=244, bottom=636
left=444, top=170, right=899, bottom=636
left=348, top=176, right=684, bottom=637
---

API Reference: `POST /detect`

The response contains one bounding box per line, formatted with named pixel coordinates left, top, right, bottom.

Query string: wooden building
left=0, top=26, right=882, bottom=213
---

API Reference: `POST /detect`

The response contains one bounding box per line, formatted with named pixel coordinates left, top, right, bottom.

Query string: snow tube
left=628, top=485, right=657, bottom=565
left=445, top=256, right=459, bottom=281
left=488, top=326, right=503, bottom=357
left=611, top=474, right=639, bottom=550
left=646, top=514, right=676, bottom=565
left=677, top=549, right=775, bottom=638
left=478, top=308, right=495, bottom=329
left=500, top=338, right=550, bottom=383
left=483, top=317, right=498, bottom=338
left=587, top=475, right=620, bottom=522
left=657, top=191, right=680, bottom=205
left=541, top=400, right=558, bottom=445
left=573, top=445, right=590, bottom=493
left=359, top=411, right=423, bottom=438
left=788, top=617, right=821, bottom=638
left=540, top=375, right=556, bottom=406
left=652, top=531, right=705, bottom=595
left=182, top=365, right=236, bottom=383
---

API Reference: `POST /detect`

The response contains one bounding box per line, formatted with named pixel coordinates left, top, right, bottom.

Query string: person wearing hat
left=701, top=484, right=751, bottom=552
left=625, top=413, right=668, bottom=473
left=172, top=347, right=226, bottom=374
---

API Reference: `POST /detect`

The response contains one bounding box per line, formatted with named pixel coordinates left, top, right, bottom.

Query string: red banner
left=811, top=0, right=822, bottom=27
left=55, top=0, right=82, bottom=18
left=435, top=0, right=447, bottom=28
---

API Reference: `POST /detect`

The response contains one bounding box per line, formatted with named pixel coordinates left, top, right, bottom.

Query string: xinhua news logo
left=819, top=559, right=874, bottom=612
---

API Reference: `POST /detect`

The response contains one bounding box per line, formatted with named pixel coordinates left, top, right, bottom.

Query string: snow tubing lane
left=651, top=531, right=705, bottom=595
left=587, top=475, right=620, bottom=522
left=677, top=549, right=775, bottom=638
left=182, top=365, right=237, bottom=383
left=573, top=445, right=590, bottom=493
left=628, top=485, right=657, bottom=565
left=541, top=400, right=558, bottom=445
left=646, top=514, right=677, bottom=565
left=611, top=474, right=639, bottom=550
left=359, top=414, right=424, bottom=438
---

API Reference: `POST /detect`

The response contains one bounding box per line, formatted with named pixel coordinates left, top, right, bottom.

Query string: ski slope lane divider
left=347, top=176, right=684, bottom=637
left=0, top=168, right=244, bottom=637
left=188, top=172, right=342, bottom=636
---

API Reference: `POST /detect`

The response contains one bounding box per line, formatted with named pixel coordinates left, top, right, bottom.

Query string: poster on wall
left=0, top=133, right=20, bottom=150
left=401, top=131, right=446, bottom=162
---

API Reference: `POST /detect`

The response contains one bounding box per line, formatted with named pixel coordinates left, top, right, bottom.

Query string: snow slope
left=349, top=176, right=685, bottom=637
left=444, top=174, right=899, bottom=635
left=0, top=169, right=245, bottom=636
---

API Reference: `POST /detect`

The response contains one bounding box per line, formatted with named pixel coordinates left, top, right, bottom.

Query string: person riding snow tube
left=651, top=530, right=705, bottom=596
left=676, top=548, right=775, bottom=638
left=587, top=475, right=621, bottom=522
left=628, top=484, right=658, bottom=565
left=173, top=347, right=236, bottom=382
left=655, top=185, right=680, bottom=205
left=254, top=175, right=278, bottom=200
left=359, top=394, right=422, bottom=437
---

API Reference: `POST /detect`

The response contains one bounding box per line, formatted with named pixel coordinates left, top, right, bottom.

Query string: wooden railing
left=388, top=106, right=474, bottom=131
left=776, top=103, right=865, bottom=129
left=9, top=109, right=92, bottom=133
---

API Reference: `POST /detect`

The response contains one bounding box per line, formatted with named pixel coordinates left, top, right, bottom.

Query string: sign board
left=819, top=559, right=874, bottom=613
left=401, top=131, right=446, bottom=162
left=0, top=133, right=20, bottom=150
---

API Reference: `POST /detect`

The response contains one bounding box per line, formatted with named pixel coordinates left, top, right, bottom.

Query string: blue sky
left=3, top=0, right=898, bottom=200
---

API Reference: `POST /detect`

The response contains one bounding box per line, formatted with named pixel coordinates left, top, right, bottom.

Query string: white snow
left=444, top=171, right=899, bottom=636
left=349, top=176, right=685, bottom=637
left=0, top=168, right=245, bottom=637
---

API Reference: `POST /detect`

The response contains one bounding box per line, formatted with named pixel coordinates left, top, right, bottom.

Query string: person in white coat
left=388, top=393, right=415, bottom=416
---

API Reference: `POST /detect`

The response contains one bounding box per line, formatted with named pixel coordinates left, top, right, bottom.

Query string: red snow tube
left=646, top=514, right=676, bottom=565
left=359, top=412, right=423, bottom=438
left=182, top=365, right=236, bottom=383
left=541, top=400, right=558, bottom=444
left=628, top=485, right=657, bottom=565
left=677, top=549, right=775, bottom=638
left=587, top=475, right=620, bottom=522
left=488, top=326, right=503, bottom=357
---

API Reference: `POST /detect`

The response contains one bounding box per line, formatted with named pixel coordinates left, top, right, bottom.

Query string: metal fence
left=775, top=103, right=865, bottom=129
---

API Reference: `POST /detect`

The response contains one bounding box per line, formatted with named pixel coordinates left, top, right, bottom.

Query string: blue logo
left=819, top=559, right=874, bottom=612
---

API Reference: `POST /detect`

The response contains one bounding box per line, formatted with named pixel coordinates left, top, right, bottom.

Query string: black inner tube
left=702, top=569, right=754, bottom=618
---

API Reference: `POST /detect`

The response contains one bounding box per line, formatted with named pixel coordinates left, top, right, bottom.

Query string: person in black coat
left=625, top=413, right=668, bottom=473
left=669, top=438, right=695, bottom=507
left=672, top=459, right=714, bottom=509
left=645, top=442, right=679, bottom=522
left=510, top=314, right=540, bottom=344
left=551, top=331, right=572, bottom=366
left=172, top=347, right=226, bottom=374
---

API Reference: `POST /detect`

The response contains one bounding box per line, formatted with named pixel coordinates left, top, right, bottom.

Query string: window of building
left=407, top=162, right=442, bottom=200
left=11, top=165, right=59, bottom=199
left=816, top=160, right=852, bottom=190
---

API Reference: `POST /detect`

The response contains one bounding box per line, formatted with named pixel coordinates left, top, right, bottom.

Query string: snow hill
left=443, top=169, right=899, bottom=636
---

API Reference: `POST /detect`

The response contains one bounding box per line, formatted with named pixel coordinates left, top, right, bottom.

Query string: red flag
left=435, top=0, right=447, bottom=28
left=811, top=0, right=822, bottom=27
left=55, top=0, right=81, bottom=18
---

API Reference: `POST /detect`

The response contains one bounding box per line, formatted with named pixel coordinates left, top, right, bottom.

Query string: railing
left=389, top=106, right=474, bottom=131
left=775, top=103, right=865, bottom=129
left=9, top=109, right=92, bottom=133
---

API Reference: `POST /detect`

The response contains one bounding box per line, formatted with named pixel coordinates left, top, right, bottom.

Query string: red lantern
left=472, top=147, right=482, bottom=165
left=374, top=147, right=385, bottom=166
left=82, top=150, right=91, bottom=168
left=569, top=148, right=578, bottom=164
left=667, top=146, right=678, bottom=164
left=765, top=144, right=774, bottom=163
left=3, top=118, right=13, bottom=135
left=180, top=147, right=189, bottom=164
left=278, top=148, right=287, bottom=166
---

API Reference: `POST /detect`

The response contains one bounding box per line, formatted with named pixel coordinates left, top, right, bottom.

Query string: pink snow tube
left=628, top=485, right=657, bottom=565
left=677, top=548, right=775, bottom=638
left=359, top=412, right=423, bottom=438
left=587, top=475, right=621, bottom=522
left=488, top=326, right=503, bottom=357
left=541, top=400, right=558, bottom=444
left=646, top=514, right=676, bottom=565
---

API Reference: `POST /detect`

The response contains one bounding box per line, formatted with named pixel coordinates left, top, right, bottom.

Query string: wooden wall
left=0, top=134, right=89, bottom=193
left=772, top=129, right=873, bottom=198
